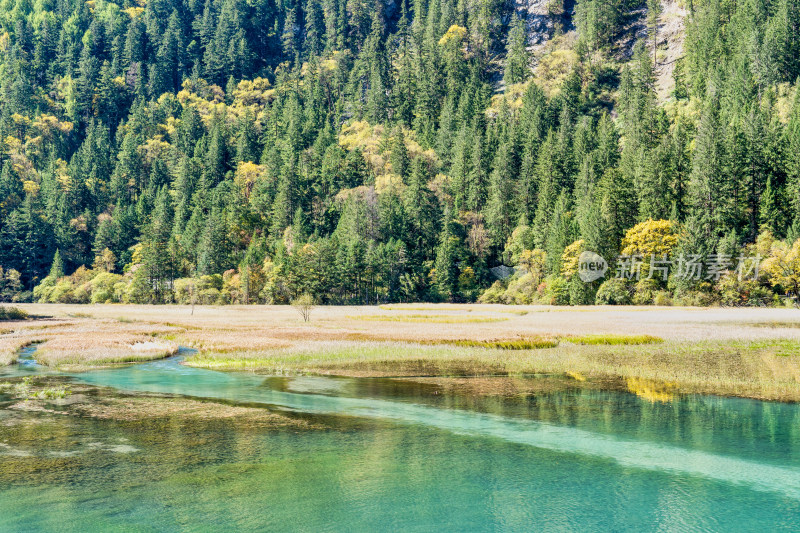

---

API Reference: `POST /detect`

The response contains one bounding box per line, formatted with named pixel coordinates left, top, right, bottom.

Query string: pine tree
left=198, top=207, right=229, bottom=275
left=271, top=156, right=297, bottom=238
left=434, top=207, right=460, bottom=301
left=390, top=129, right=410, bottom=181
left=504, top=15, right=530, bottom=86
left=759, top=175, right=784, bottom=237
left=403, top=157, right=438, bottom=259
left=485, top=137, right=518, bottom=247
left=49, top=249, right=65, bottom=279
left=687, top=89, right=732, bottom=251
left=142, top=187, right=175, bottom=302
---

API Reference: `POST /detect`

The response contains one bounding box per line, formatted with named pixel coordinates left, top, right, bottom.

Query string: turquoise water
left=1, top=353, right=800, bottom=531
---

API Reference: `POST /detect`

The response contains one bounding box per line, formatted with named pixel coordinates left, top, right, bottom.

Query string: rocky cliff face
left=516, top=0, right=576, bottom=46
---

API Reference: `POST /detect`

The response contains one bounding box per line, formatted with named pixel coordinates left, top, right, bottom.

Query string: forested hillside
left=1, top=0, right=800, bottom=305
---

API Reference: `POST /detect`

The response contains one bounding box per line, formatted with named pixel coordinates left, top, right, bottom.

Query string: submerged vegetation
left=0, top=377, right=70, bottom=401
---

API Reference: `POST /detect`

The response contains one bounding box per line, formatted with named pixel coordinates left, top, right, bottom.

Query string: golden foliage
left=489, top=81, right=530, bottom=113
left=519, top=249, right=546, bottom=280
left=339, top=121, right=437, bottom=178
left=561, top=239, right=586, bottom=279
left=234, top=161, right=267, bottom=199
left=33, top=114, right=74, bottom=135
left=534, top=49, right=578, bottom=97
left=176, top=79, right=227, bottom=126
left=123, top=6, right=144, bottom=18
left=621, top=219, right=678, bottom=258
left=374, top=174, right=405, bottom=194
left=4, top=136, right=38, bottom=182
left=319, top=51, right=345, bottom=71
left=11, top=113, right=31, bottom=128
left=23, top=180, right=40, bottom=196
left=762, top=238, right=800, bottom=294
left=54, top=159, right=70, bottom=189
left=138, top=137, right=171, bottom=165
left=439, top=25, right=467, bottom=46
left=232, top=77, right=274, bottom=107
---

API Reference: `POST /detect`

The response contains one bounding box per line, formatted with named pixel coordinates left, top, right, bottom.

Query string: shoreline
left=2, top=303, right=800, bottom=403
left=181, top=338, right=800, bottom=403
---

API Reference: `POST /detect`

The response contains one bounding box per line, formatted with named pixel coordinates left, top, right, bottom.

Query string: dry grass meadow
left=2, top=303, right=800, bottom=400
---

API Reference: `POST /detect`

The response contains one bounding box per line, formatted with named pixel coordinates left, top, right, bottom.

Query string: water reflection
left=1, top=351, right=800, bottom=530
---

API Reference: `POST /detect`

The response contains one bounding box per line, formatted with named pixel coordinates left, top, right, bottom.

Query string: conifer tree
left=504, top=15, right=530, bottom=86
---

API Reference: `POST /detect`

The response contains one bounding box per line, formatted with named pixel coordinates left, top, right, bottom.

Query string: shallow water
left=1, top=353, right=800, bottom=531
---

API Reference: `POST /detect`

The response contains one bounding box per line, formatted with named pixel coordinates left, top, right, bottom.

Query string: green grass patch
left=427, top=338, right=558, bottom=350
left=729, top=339, right=800, bottom=357
left=564, top=334, right=663, bottom=345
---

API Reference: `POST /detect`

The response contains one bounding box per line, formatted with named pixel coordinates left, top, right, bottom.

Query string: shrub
left=199, top=288, right=221, bottom=305
left=595, top=278, right=632, bottom=305
left=291, top=293, right=316, bottom=322
left=652, top=291, right=672, bottom=306
left=478, top=280, right=508, bottom=303
left=620, top=219, right=679, bottom=276
left=90, top=272, right=123, bottom=303
left=632, top=278, right=659, bottom=305
left=0, top=306, right=28, bottom=320
left=560, top=239, right=586, bottom=279
left=198, top=274, right=224, bottom=291
left=504, top=273, right=538, bottom=304
left=173, top=278, right=197, bottom=305
left=673, top=290, right=716, bottom=307
left=457, top=266, right=479, bottom=301
left=568, top=276, right=596, bottom=305
left=503, top=225, right=536, bottom=265
left=718, top=274, right=772, bottom=307
left=33, top=274, right=57, bottom=302
left=125, top=266, right=152, bottom=303
left=48, top=280, right=76, bottom=303
left=545, top=275, right=569, bottom=305
left=71, top=284, right=91, bottom=304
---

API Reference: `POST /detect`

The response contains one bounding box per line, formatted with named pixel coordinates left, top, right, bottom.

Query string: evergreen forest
left=1, top=0, right=800, bottom=305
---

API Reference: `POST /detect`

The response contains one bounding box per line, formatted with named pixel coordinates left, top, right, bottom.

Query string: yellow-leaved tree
left=620, top=219, right=679, bottom=281
left=621, top=219, right=679, bottom=258
left=560, top=239, right=586, bottom=279
left=762, top=238, right=800, bottom=297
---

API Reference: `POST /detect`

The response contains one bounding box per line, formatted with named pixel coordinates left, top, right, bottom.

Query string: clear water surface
left=1, top=350, right=799, bottom=532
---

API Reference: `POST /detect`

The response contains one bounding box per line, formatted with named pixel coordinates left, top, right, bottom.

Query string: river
left=1, top=348, right=799, bottom=531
